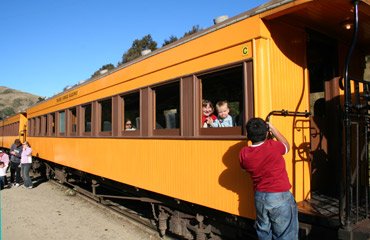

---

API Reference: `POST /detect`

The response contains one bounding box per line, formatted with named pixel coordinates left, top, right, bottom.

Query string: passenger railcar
left=0, top=112, right=27, bottom=152
left=2, top=0, right=370, bottom=239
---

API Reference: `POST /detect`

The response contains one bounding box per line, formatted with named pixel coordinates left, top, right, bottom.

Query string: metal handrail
left=343, top=0, right=360, bottom=228
left=265, top=110, right=310, bottom=122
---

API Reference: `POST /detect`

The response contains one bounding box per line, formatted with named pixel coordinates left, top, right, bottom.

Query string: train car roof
left=0, top=112, right=26, bottom=126
left=31, top=0, right=370, bottom=109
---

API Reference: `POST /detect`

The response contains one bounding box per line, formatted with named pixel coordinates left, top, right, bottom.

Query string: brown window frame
left=81, top=103, right=93, bottom=136
left=41, top=115, right=47, bottom=136
left=151, top=80, right=181, bottom=137
left=68, top=107, right=78, bottom=136
left=28, top=118, right=35, bottom=137
left=195, top=61, right=254, bottom=138
left=57, top=110, right=66, bottom=137
left=28, top=61, right=253, bottom=140
left=120, top=91, right=141, bottom=137
left=98, top=98, right=113, bottom=137
left=36, top=117, right=41, bottom=136
left=48, top=113, right=56, bottom=136
left=4, top=122, right=18, bottom=136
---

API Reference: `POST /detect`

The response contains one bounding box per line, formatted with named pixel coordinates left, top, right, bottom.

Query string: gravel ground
left=0, top=180, right=164, bottom=240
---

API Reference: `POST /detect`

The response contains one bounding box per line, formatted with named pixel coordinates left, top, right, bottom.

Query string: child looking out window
left=212, top=100, right=233, bottom=127
left=202, top=100, right=217, bottom=128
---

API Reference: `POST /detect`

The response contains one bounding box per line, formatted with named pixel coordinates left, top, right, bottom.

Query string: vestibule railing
left=342, top=0, right=370, bottom=228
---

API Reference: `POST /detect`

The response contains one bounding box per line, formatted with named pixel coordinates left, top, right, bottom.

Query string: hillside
left=0, top=86, right=41, bottom=118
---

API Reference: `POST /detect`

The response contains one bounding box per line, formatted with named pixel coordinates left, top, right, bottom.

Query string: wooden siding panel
left=28, top=136, right=255, bottom=218
left=255, top=20, right=311, bottom=202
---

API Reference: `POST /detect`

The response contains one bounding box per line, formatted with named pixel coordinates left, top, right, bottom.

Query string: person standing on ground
left=9, top=139, right=22, bottom=187
left=21, top=141, right=33, bottom=189
left=239, top=117, right=298, bottom=240
left=0, top=161, right=7, bottom=190
left=0, top=149, right=9, bottom=188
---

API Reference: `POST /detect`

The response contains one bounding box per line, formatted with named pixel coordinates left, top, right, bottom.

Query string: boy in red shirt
left=239, top=118, right=298, bottom=240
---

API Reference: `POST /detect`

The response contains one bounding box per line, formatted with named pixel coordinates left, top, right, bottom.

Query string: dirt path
left=0, top=181, right=163, bottom=240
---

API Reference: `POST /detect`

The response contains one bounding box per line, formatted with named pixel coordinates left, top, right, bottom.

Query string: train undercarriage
left=33, top=159, right=258, bottom=240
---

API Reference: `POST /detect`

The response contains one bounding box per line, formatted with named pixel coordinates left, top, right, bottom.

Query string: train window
left=68, top=107, right=77, bottom=135
left=152, top=81, right=180, bottom=135
left=5, top=123, right=19, bottom=136
left=49, top=113, right=56, bottom=136
left=28, top=118, right=35, bottom=136
left=82, top=104, right=92, bottom=134
left=198, top=65, right=244, bottom=135
left=26, top=119, right=30, bottom=136
left=16, top=122, right=20, bottom=136
left=99, top=99, right=112, bottom=134
left=34, top=117, right=40, bottom=136
left=58, top=111, right=66, bottom=135
left=121, top=92, right=140, bottom=134
left=41, top=115, right=47, bottom=136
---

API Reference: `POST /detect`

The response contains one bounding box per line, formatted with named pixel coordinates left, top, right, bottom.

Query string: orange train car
left=0, top=113, right=27, bottom=151
left=4, top=0, right=370, bottom=239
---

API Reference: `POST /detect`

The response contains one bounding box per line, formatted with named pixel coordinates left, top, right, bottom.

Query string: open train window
left=121, top=92, right=140, bottom=135
left=82, top=104, right=92, bottom=135
left=99, top=98, right=112, bottom=135
left=68, top=107, right=77, bottom=136
left=152, top=81, right=180, bottom=136
left=58, top=111, right=66, bottom=136
left=49, top=113, right=56, bottom=136
left=198, top=65, right=245, bottom=136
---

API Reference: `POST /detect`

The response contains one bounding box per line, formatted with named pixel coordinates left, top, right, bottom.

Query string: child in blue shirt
left=212, top=100, right=233, bottom=127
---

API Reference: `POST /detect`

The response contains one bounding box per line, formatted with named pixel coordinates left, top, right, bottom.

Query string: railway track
left=49, top=179, right=172, bottom=239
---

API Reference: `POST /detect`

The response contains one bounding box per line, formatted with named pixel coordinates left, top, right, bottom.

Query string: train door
left=307, top=30, right=341, bottom=197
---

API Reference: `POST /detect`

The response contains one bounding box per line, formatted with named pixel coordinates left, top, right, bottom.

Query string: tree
left=162, top=35, right=178, bottom=47
left=37, top=97, right=46, bottom=102
left=161, top=25, right=202, bottom=47
left=183, top=25, right=203, bottom=38
left=119, top=34, right=158, bottom=65
left=0, top=107, right=15, bottom=118
left=91, top=64, right=115, bottom=78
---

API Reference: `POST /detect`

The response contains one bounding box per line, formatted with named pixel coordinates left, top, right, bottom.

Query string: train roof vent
left=99, top=69, right=108, bottom=75
left=213, top=15, right=229, bottom=25
left=63, top=85, right=72, bottom=91
left=141, top=49, right=152, bottom=56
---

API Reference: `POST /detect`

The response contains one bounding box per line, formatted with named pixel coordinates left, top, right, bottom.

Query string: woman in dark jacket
left=9, top=139, right=22, bottom=187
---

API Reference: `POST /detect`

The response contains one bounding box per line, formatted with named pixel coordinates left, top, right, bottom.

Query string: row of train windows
left=27, top=62, right=253, bottom=138
left=0, top=123, right=20, bottom=136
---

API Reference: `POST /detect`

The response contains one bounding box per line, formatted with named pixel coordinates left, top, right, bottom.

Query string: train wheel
left=45, top=164, right=55, bottom=180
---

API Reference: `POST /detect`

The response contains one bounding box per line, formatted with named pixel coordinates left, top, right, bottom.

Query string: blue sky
left=0, top=0, right=268, bottom=98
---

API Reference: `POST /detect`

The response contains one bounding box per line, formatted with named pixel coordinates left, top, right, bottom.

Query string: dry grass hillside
left=0, top=86, right=41, bottom=118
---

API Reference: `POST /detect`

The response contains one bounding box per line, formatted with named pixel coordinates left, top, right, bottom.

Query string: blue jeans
left=254, top=191, right=298, bottom=240
left=21, top=163, right=33, bottom=188
left=0, top=176, right=5, bottom=189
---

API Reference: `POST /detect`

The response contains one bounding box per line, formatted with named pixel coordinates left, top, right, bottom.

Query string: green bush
left=2, top=89, right=15, bottom=94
